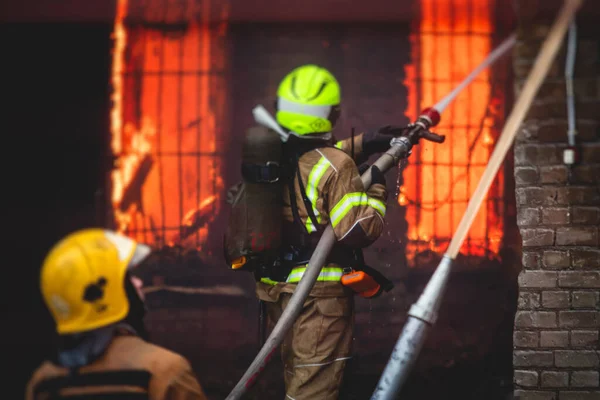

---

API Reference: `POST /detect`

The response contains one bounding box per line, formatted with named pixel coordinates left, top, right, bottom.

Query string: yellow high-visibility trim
left=286, top=266, right=344, bottom=283
left=305, top=156, right=331, bottom=233
left=260, top=277, right=280, bottom=286
left=330, top=192, right=386, bottom=228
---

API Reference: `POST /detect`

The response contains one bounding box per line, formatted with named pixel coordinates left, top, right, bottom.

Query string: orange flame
left=110, top=0, right=229, bottom=248
left=402, top=0, right=505, bottom=265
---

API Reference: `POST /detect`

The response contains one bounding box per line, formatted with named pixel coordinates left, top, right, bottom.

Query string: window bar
left=449, top=0, right=456, bottom=243
left=195, top=32, right=202, bottom=249
left=177, top=16, right=185, bottom=246
left=156, top=3, right=167, bottom=247
left=414, top=31, right=423, bottom=263
left=465, top=0, right=474, bottom=253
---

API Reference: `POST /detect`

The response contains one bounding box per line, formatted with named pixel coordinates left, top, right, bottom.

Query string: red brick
left=514, top=350, right=554, bottom=367
left=582, top=144, right=600, bottom=164
left=542, top=208, right=570, bottom=225
left=570, top=165, right=600, bottom=185
left=555, top=227, right=598, bottom=246
left=516, top=370, right=540, bottom=387
left=519, top=292, right=542, bottom=309
left=514, top=390, right=557, bottom=400
left=519, top=208, right=542, bottom=226
left=572, top=207, right=600, bottom=225
left=540, top=166, right=569, bottom=184
left=571, top=250, right=600, bottom=269
left=516, top=311, right=557, bottom=328
left=540, top=331, right=569, bottom=348
left=559, top=391, right=600, bottom=400
left=516, top=187, right=547, bottom=206
left=521, top=228, right=556, bottom=247
left=516, top=40, right=598, bottom=80
left=542, top=250, right=570, bottom=269
left=527, top=100, right=600, bottom=121
left=571, top=331, right=599, bottom=348
left=514, top=390, right=558, bottom=400
left=559, top=272, right=600, bottom=288
left=536, top=145, right=568, bottom=165
left=515, top=330, right=540, bottom=348
left=515, top=144, right=540, bottom=166
left=573, top=77, right=600, bottom=99
left=555, top=351, right=600, bottom=368
left=516, top=167, right=541, bottom=186
left=542, top=291, right=570, bottom=308
left=520, top=271, right=558, bottom=288
left=524, top=251, right=542, bottom=269
left=554, top=187, right=600, bottom=206
left=571, top=371, right=600, bottom=388
left=536, top=120, right=598, bottom=143
left=541, top=371, right=568, bottom=388
left=559, top=311, right=600, bottom=328
left=572, top=292, right=599, bottom=309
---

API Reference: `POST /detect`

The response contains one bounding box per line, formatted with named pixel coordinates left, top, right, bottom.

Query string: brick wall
left=513, top=4, right=600, bottom=399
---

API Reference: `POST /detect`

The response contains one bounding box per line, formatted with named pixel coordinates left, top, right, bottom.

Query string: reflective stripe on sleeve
left=330, top=192, right=386, bottom=228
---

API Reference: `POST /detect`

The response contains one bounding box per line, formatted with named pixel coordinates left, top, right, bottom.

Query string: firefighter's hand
left=363, top=125, right=410, bottom=156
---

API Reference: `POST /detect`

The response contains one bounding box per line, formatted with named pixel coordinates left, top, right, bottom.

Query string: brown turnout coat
left=26, top=332, right=207, bottom=400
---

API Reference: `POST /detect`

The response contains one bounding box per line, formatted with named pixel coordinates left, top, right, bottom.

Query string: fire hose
left=226, top=23, right=522, bottom=400
left=370, top=1, right=583, bottom=399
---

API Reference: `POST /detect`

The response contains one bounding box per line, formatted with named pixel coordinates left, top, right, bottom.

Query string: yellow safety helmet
left=40, top=228, right=151, bottom=335
left=276, top=64, right=341, bottom=136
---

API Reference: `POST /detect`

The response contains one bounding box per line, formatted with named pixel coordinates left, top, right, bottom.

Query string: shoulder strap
left=34, top=370, right=151, bottom=400
left=294, top=153, right=323, bottom=234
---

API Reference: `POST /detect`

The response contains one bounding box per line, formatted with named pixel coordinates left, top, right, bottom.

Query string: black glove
left=357, top=163, right=370, bottom=175
left=370, top=165, right=386, bottom=186
left=362, top=125, right=409, bottom=156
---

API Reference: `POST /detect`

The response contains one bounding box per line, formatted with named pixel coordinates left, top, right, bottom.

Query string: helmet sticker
left=83, top=277, right=108, bottom=313
left=50, top=294, right=71, bottom=319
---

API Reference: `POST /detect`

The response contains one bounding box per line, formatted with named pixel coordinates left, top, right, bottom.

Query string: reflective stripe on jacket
left=260, top=133, right=387, bottom=288
left=283, top=133, right=387, bottom=244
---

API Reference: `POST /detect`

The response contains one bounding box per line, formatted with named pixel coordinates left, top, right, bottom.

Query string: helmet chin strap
left=288, top=131, right=332, bottom=141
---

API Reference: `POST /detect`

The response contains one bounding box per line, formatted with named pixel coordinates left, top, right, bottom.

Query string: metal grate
left=400, top=0, right=509, bottom=267
left=110, top=0, right=229, bottom=249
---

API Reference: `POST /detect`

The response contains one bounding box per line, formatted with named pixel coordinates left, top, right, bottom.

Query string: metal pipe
left=371, top=256, right=453, bottom=400
left=565, top=20, right=577, bottom=147
left=563, top=20, right=578, bottom=165
left=370, top=2, right=583, bottom=399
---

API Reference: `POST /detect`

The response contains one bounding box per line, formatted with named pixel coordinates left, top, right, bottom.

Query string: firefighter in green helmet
left=251, top=64, right=407, bottom=399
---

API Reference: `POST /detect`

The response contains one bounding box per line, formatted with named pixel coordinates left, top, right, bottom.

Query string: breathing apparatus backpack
left=224, top=125, right=283, bottom=273
left=224, top=125, right=394, bottom=298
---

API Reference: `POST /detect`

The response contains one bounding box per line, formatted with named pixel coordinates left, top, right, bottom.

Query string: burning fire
left=401, top=0, right=505, bottom=264
left=110, top=0, right=227, bottom=248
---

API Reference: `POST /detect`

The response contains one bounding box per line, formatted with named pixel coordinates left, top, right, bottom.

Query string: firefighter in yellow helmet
left=26, top=228, right=208, bottom=400
left=255, top=64, right=407, bottom=399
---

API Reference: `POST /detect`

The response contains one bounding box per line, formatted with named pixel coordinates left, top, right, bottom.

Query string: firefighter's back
left=27, top=333, right=207, bottom=400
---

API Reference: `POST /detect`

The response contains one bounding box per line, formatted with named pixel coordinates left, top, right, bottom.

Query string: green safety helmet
left=275, top=64, right=341, bottom=137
